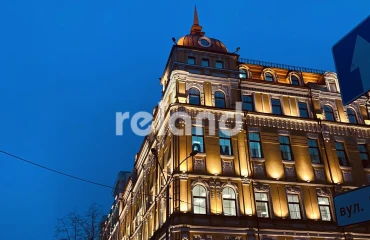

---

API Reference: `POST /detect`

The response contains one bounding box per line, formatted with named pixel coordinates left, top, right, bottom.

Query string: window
left=279, top=136, right=293, bottom=161
left=188, top=88, right=200, bottom=105
left=215, top=91, right=226, bottom=108
left=308, top=138, right=321, bottom=164
left=222, top=187, right=236, bottom=216
left=255, top=192, right=269, bottom=218
left=187, top=56, right=195, bottom=65
left=318, top=196, right=332, bottom=221
left=324, top=106, right=335, bottom=121
left=192, top=127, right=205, bottom=153
left=219, top=130, right=232, bottom=155
left=271, top=98, right=282, bottom=115
left=298, top=102, right=309, bottom=118
left=242, top=95, right=254, bottom=111
left=358, top=144, right=370, bottom=168
left=347, top=108, right=358, bottom=124
left=193, top=185, right=207, bottom=214
left=215, top=61, right=224, bottom=69
left=335, top=142, right=348, bottom=166
left=239, top=68, right=248, bottom=78
left=329, top=82, right=337, bottom=92
left=287, top=194, right=302, bottom=219
left=264, top=72, right=274, bottom=82
left=249, top=132, right=262, bottom=158
left=291, top=75, right=300, bottom=86
left=201, top=58, right=209, bottom=67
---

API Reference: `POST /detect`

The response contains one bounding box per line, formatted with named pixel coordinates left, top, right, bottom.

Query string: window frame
left=188, top=87, right=201, bottom=105
left=271, top=98, right=282, bottom=115
left=290, top=75, right=300, bottom=86
left=192, top=126, right=205, bottom=153
left=192, top=185, right=207, bottom=215
left=264, top=72, right=274, bottom=82
left=242, top=95, right=254, bottom=111
left=324, top=105, right=335, bottom=121
left=287, top=193, right=302, bottom=219
left=308, top=138, right=321, bottom=164
left=255, top=192, right=270, bottom=218
left=201, top=58, right=210, bottom=67
left=187, top=56, right=195, bottom=65
left=347, top=108, right=358, bottom=124
left=222, top=187, right=237, bottom=216
left=298, top=101, right=309, bottom=118
left=279, top=135, right=293, bottom=161
left=249, top=132, right=263, bottom=158
left=215, top=60, right=224, bottom=69
left=219, top=130, right=233, bottom=156
left=335, top=141, right=349, bottom=166
left=358, top=144, right=370, bottom=168
left=215, top=91, right=226, bottom=108
left=317, top=196, right=332, bottom=221
left=239, top=68, right=248, bottom=79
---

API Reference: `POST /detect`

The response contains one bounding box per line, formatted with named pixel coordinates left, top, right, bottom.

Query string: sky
left=0, top=0, right=369, bottom=239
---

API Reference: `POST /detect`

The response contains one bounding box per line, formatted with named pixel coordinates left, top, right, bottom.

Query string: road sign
left=332, top=15, right=370, bottom=106
left=334, top=185, right=370, bottom=227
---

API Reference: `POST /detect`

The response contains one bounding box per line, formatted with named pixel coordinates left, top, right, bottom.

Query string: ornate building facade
left=100, top=8, right=370, bottom=240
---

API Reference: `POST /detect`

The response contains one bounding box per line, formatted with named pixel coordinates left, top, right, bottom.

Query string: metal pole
left=166, top=182, right=170, bottom=240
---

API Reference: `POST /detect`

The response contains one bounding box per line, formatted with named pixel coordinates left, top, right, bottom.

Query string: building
left=100, top=7, right=370, bottom=240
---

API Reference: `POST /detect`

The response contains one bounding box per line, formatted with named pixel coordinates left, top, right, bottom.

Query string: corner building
left=100, top=8, right=370, bottom=240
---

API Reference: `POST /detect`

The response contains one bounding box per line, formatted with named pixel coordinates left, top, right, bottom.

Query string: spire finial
left=190, top=5, right=204, bottom=36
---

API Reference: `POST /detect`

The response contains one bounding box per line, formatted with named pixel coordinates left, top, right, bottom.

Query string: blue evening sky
left=0, top=0, right=369, bottom=239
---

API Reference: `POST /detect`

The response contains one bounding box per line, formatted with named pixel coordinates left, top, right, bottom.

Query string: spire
left=190, top=5, right=204, bottom=36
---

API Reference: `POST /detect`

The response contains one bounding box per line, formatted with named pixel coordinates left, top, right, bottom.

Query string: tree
left=55, top=203, right=102, bottom=240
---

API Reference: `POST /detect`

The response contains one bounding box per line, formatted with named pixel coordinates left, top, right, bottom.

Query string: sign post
left=332, top=15, right=370, bottom=106
left=334, top=185, right=370, bottom=227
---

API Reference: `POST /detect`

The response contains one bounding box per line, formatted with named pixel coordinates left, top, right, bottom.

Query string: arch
left=214, top=90, right=226, bottom=108
left=239, top=68, right=249, bottom=79
left=324, top=105, right=335, bottom=121
left=192, top=184, right=208, bottom=214
left=222, top=187, right=237, bottom=216
left=188, top=87, right=201, bottom=105
left=289, top=73, right=301, bottom=86
left=262, top=69, right=276, bottom=82
left=346, top=107, right=358, bottom=124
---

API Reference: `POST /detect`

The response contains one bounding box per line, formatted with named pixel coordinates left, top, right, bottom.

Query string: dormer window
left=347, top=108, right=358, bottom=124
left=329, top=82, right=337, bottom=92
left=264, top=72, right=274, bottom=82
left=239, top=68, right=248, bottom=79
left=291, top=75, right=300, bottom=86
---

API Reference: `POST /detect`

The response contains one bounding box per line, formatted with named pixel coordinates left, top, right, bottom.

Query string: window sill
left=251, top=158, right=265, bottom=163
left=195, top=152, right=206, bottom=158
left=339, top=166, right=352, bottom=170
left=312, top=163, right=324, bottom=168
left=220, top=155, right=234, bottom=160
left=283, top=160, right=295, bottom=164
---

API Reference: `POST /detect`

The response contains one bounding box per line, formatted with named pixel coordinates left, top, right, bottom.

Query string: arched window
left=192, top=185, right=207, bottom=214
left=239, top=68, right=248, bottom=79
left=324, top=105, right=335, bottom=121
left=290, top=75, right=300, bottom=86
left=215, top=91, right=226, bottom=108
left=264, top=72, right=274, bottom=82
left=347, top=108, right=358, bottom=124
left=188, top=88, right=200, bottom=105
left=222, top=187, right=237, bottom=216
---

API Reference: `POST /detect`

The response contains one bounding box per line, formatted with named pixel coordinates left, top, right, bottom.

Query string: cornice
left=240, top=80, right=310, bottom=97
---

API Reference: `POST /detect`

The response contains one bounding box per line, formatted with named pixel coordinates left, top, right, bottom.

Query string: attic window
left=198, top=37, right=211, bottom=47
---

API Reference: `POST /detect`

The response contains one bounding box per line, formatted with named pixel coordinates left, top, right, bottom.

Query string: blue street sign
left=334, top=185, right=370, bottom=227
left=332, top=15, right=370, bottom=106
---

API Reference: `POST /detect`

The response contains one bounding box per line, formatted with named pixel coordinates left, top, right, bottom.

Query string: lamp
left=172, top=37, right=177, bottom=45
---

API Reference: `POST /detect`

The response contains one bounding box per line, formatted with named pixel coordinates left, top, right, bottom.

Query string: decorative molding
left=286, top=186, right=302, bottom=194
left=307, top=133, right=318, bottom=139
left=334, top=136, right=344, bottom=142
left=316, top=188, right=331, bottom=197
left=222, top=160, right=234, bottom=175
left=284, top=164, right=296, bottom=178
left=342, top=171, right=353, bottom=183
left=254, top=183, right=269, bottom=192
left=194, top=159, right=205, bottom=172
left=314, top=168, right=326, bottom=181
left=248, top=126, right=260, bottom=132
left=194, top=235, right=212, bottom=240
left=357, top=138, right=367, bottom=144
left=253, top=163, right=265, bottom=177
left=278, top=129, right=290, bottom=136
left=241, top=176, right=251, bottom=185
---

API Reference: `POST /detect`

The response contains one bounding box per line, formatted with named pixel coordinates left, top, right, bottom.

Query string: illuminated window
left=239, top=68, right=248, bottom=78
left=188, top=88, right=200, bottom=105
left=279, top=136, right=293, bottom=161
left=255, top=192, right=269, bottom=218
left=291, top=75, right=300, bottom=86
left=249, top=132, right=262, bottom=158
left=335, top=142, right=348, bottom=166
left=215, top=91, right=226, bottom=108
left=215, top=60, right=224, bottom=69
left=242, top=95, right=254, bottom=111
left=347, top=108, right=358, bottom=124
left=202, top=58, right=210, bottom=67
left=318, top=196, right=332, bottom=221
left=192, top=185, right=207, bottom=214
left=264, top=72, right=274, bottom=82
left=219, top=130, right=232, bottom=155
left=308, top=138, right=321, bottom=164
left=271, top=98, right=282, bottom=115
left=287, top=194, right=302, bottom=219
left=222, top=187, right=236, bottom=216
left=187, top=56, right=195, bottom=65
left=298, top=102, right=309, bottom=118
left=192, top=127, right=204, bottom=153
left=358, top=144, right=370, bottom=168
left=324, top=105, right=335, bottom=121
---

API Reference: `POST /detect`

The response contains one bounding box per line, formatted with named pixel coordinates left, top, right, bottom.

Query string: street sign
left=334, top=185, right=370, bottom=227
left=332, top=15, right=370, bottom=106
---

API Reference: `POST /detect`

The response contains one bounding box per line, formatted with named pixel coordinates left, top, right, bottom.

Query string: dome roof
left=177, top=7, right=228, bottom=53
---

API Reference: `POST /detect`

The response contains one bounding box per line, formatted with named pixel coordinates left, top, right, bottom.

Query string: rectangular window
left=255, top=192, right=269, bottom=218
left=271, top=98, right=282, bottom=115
left=192, top=127, right=205, bottom=153
left=215, top=60, right=224, bottom=69
left=219, top=130, right=232, bottom=155
left=249, top=132, right=262, bottom=158
left=308, top=138, right=321, bottom=164
left=358, top=144, right=370, bottom=168
left=335, top=142, right=348, bottom=166
left=201, top=58, right=209, bottom=67
left=279, top=136, right=293, bottom=161
left=287, top=194, right=302, bottom=219
left=298, top=102, right=309, bottom=118
left=242, top=95, right=254, bottom=111
left=318, top=196, right=332, bottom=221
left=187, top=56, right=195, bottom=65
